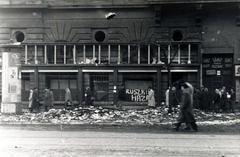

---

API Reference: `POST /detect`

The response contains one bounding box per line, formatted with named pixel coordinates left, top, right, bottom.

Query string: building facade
left=0, top=0, right=238, bottom=113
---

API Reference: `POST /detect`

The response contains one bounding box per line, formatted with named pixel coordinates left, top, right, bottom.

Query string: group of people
left=28, top=87, right=94, bottom=113
left=196, top=86, right=235, bottom=113
left=166, top=85, right=235, bottom=113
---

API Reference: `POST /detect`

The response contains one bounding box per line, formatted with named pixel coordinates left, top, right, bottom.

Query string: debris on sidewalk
left=0, top=106, right=239, bottom=125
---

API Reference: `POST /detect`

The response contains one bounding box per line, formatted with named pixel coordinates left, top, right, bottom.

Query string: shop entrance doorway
left=171, top=72, right=186, bottom=86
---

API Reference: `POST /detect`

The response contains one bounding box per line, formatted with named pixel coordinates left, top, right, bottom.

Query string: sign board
left=202, top=54, right=233, bottom=76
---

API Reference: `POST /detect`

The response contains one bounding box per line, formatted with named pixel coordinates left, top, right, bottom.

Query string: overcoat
left=65, top=89, right=72, bottom=105
left=85, top=88, right=93, bottom=106
left=43, top=89, right=54, bottom=109
left=178, top=92, right=196, bottom=123
left=147, top=89, right=155, bottom=107
left=28, top=90, right=33, bottom=108
left=31, top=89, right=39, bottom=112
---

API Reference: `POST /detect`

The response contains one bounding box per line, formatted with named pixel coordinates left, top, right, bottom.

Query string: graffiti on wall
left=125, top=89, right=149, bottom=102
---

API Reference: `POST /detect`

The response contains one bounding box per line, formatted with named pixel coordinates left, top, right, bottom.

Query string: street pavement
left=0, top=125, right=240, bottom=157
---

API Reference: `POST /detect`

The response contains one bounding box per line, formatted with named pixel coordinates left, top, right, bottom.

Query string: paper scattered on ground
left=0, top=106, right=239, bottom=126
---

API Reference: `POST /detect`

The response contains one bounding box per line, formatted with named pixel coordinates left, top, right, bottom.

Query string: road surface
left=0, top=125, right=239, bottom=157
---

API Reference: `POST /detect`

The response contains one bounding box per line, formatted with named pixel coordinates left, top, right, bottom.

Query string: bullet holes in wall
left=13, top=31, right=25, bottom=42
left=94, top=31, right=106, bottom=42
left=172, top=30, right=183, bottom=41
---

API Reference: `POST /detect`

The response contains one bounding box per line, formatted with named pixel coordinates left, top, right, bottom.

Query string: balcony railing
left=22, top=42, right=201, bottom=66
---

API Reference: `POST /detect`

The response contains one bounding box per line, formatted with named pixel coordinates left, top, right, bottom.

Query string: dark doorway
left=172, top=72, right=185, bottom=85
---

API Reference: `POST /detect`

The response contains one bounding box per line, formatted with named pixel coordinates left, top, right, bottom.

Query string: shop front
left=1, top=40, right=201, bottom=112
left=202, top=53, right=234, bottom=92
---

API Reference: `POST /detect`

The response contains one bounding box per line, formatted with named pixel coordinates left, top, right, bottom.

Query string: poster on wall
left=1, top=52, right=21, bottom=113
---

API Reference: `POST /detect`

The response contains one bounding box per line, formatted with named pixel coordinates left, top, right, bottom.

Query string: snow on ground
left=0, top=106, right=239, bottom=126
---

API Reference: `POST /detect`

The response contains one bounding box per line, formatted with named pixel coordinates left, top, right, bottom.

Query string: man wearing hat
left=174, top=82, right=198, bottom=132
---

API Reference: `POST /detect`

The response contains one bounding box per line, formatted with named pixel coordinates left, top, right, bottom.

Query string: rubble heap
left=0, top=106, right=239, bottom=125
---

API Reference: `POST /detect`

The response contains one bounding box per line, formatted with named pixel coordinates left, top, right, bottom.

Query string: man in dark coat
left=168, top=86, right=179, bottom=113
left=202, top=87, right=212, bottom=112
left=220, top=86, right=227, bottom=112
left=212, top=88, right=221, bottom=112
left=227, top=88, right=235, bottom=113
left=174, top=82, right=198, bottom=132
left=85, top=87, right=94, bottom=106
left=43, top=88, right=54, bottom=112
left=31, top=88, right=40, bottom=113
left=198, top=86, right=205, bottom=110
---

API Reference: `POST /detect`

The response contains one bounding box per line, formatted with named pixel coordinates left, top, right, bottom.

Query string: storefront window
left=84, top=73, right=109, bottom=102
left=21, top=73, right=30, bottom=101
left=202, top=54, right=233, bottom=91
left=46, top=73, right=77, bottom=101
left=50, top=79, right=58, bottom=89
left=91, top=74, right=109, bottom=101
left=59, top=80, right=68, bottom=89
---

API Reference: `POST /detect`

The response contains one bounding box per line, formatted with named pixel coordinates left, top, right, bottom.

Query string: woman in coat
left=65, top=88, right=72, bottom=109
left=174, top=82, right=198, bottom=131
left=147, top=87, right=155, bottom=108
left=28, top=89, right=33, bottom=112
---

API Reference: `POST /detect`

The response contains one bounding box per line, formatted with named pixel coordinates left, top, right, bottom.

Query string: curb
left=1, top=121, right=240, bottom=134
left=0, top=121, right=173, bottom=132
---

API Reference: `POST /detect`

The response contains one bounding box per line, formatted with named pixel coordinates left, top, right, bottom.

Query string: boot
left=191, top=122, right=198, bottom=132
left=174, top=122, right=181, bottom=131
left=184, top=123, right=191, bottom=131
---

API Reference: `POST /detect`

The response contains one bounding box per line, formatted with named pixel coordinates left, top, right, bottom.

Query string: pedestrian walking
left=65, top=88, right=72, bottom=109
left=147, top=87, right=155, bottom=108
left=198, top=86, right=205, bottom=111
left=43, top=88, right=54, bottom=112
left=174, top=82, right=198, bottom=132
